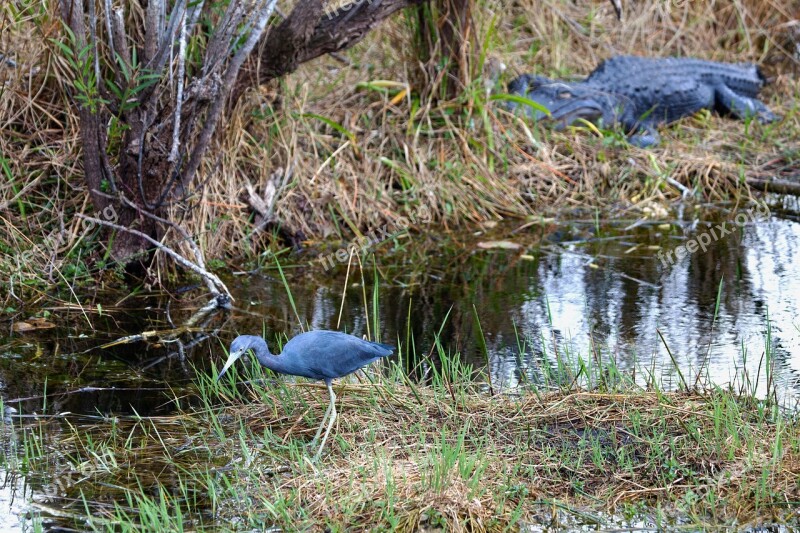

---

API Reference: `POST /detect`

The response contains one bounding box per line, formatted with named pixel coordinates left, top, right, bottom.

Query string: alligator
left=507, top=56, right=779, bottom=147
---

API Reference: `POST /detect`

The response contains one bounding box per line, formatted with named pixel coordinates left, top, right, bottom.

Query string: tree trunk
left=414, top=0, right=475, bottom=100
left=58, top=0, right=110, bottom=215
left=113, top=105, right=174, bottom=263
left=60, top=0, right=428, bottom=270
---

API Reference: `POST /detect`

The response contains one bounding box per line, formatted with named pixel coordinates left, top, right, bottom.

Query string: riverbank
left=1, top=0, right=798, bottom=301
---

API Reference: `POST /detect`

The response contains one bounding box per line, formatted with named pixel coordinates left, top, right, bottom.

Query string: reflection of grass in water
left=6, top=325, right=800, bottom=531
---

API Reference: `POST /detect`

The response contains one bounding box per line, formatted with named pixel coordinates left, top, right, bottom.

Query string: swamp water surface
left=2, top=197, right=800, bottom=529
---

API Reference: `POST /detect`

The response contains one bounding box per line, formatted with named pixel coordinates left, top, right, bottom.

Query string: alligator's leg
left=504, top=75, right=531, bottom=115
left=505, top=75, right=556, bottom=118
left=507, top=75, right=532, bottom=98
left=715, top=85, right=779, bottom=124
left=621, top=112, right=660, bottom=148
left=627, top=127, right=660, bottom=148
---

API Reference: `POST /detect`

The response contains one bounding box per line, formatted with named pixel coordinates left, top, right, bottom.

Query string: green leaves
left=106, top=67, right=161, bottom=114
left=50, top=24, right=106, bottom=113
left=52, top=23, right=160, bottom=115
left=489, top=93, right=551, bottom=116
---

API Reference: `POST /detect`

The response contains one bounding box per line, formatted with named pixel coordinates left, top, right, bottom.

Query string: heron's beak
left=609, top=0, right=622, bottom=19
left=216, top=349, right=245, bottom=382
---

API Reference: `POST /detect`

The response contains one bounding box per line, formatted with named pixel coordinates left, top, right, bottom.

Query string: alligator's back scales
left=508, top=55, right=778, bottom=147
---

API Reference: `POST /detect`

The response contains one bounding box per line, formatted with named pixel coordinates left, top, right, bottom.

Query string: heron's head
left=216, top=335, right=263, bottom=382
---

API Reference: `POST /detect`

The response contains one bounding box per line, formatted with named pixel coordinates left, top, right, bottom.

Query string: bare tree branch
left=77, top=214, right=232, bottom=303
left=110, top=8, right=130, bottom=73
left=169, top=9, right=188, bottom=163
left=747, top=177, right=800, bottom=196
left=182, top=0, right=278, bottom=189
left=246, top=0, right=427, bottom=86
left=144, top=0, right=164, bottom=62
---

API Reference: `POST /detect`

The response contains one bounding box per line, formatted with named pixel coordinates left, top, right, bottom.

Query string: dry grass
left=184, top=0, right=800, bottom=258
left=16, top=375, right=800, bottom=530
left=0, top=0, right=798, bottom=291
left=232, top=388, right=800, bottom=526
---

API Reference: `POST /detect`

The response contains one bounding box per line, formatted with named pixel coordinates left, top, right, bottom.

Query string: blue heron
left=216, top=330, right=395, bottom=460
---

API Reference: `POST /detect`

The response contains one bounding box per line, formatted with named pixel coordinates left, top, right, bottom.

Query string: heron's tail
left=374, top=342, right=395, bottom=355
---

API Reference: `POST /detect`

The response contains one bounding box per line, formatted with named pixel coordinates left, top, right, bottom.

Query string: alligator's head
left=507, top=75, right=623, bottom=130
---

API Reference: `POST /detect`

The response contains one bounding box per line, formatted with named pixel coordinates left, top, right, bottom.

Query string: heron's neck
left=249, top=338, right=291, bottom=374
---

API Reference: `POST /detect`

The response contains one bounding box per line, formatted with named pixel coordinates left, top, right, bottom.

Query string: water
left=1, top=198, right=799, bottom=527
left=0, top=472, right=26, bottom=532
left=3, top=201, right=799, bottom=410
left=226, top=198, right=800, bottom=401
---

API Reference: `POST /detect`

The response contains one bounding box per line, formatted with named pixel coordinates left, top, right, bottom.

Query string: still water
left=2, top=199, right=800, bottom=413
left=229, top=197, right=800, bottom=402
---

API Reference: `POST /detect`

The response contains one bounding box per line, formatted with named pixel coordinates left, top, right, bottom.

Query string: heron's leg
left=314, top=381, right=337, bottom=461
left=310, top=393, right=333, bottom=447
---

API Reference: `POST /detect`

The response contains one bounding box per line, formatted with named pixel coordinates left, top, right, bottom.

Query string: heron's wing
left=282, top=331, right=394, bottom=380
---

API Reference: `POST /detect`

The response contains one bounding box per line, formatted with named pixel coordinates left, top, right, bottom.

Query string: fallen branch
left=240, top=0, right=427, bottom=88
left=90, top=189, right=225, bottom=301
left=747, top=177, right=800, bottom=197
left=76, top=214, right=233, bottom=306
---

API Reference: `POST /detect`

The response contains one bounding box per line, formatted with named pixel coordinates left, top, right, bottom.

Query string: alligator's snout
left=508, top=76, right=608, bottom=128
left=538, top=97, right=607, bottom=129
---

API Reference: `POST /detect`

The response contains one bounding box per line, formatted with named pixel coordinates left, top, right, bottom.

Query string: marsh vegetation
left=1, top=0, right=799, bottom=529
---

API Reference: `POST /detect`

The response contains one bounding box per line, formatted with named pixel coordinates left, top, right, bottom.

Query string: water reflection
left=0, top=423, right=26, bottom=531
left=229, top=201, right=799, bottom=403
left=1, top=202, right=798, bottom=414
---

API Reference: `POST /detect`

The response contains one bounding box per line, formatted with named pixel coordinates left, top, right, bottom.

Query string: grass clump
left=6, top=347, right=800, bottom=531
